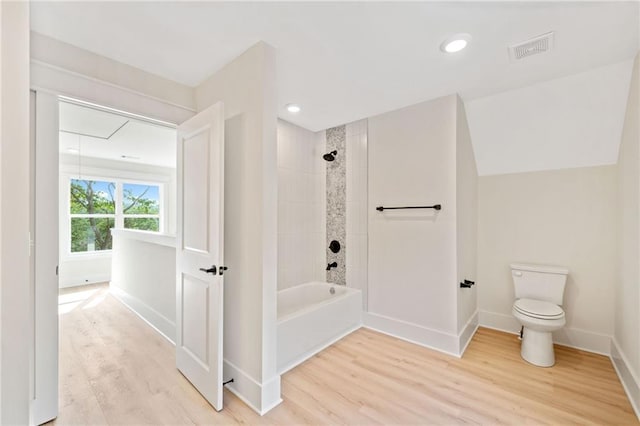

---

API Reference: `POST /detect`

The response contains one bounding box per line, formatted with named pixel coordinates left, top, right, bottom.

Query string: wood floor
left=50, top=284, right=638, bottom=425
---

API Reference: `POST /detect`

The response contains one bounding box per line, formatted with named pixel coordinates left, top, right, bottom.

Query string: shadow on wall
left=561, top=275, right=579, bottom=326
left=376, top=211, right=441, bottom=222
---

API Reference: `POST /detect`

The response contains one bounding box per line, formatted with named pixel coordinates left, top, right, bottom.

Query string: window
left=70, top=179, right=116, bottom=253
left=68, top=178, right=163, bottom=254
left=122, top=183, right=160, bottom=232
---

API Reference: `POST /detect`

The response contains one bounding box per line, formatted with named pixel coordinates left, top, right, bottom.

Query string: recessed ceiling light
left=286, top=103, right=301, bottom=114
left=440, top=34, right=472, bottom=53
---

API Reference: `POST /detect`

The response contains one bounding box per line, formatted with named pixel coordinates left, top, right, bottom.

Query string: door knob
left=219, top=266, right=228, bottom=276
left=199, top=265, right=217, bottom=275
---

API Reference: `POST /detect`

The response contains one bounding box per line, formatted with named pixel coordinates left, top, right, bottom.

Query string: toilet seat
left=513, top=298, right=564, bottom=320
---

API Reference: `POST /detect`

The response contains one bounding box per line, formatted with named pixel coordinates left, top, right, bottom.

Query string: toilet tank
left=511, top=263, right=569, bottom=305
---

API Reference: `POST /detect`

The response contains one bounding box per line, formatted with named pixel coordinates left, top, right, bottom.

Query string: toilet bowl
left=511, top=263, right=568, bottom=367
left=512, top=298, right=565, bottom=367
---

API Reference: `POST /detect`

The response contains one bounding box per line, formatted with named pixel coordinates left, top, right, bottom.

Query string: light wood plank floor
left=50, top=284, right=638, bottom=425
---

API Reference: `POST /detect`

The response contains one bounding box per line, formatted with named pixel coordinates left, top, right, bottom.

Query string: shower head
left=323, top=150, right=338, bottom=162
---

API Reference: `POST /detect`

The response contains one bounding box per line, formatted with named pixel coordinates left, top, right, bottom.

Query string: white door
left=176, top=102, right=225, bottom=411
left=31, top=91, right=59, bottom=425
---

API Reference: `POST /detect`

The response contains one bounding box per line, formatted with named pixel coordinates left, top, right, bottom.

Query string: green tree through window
left=70, top=180, right=115, bottom=252
left=69, top=179, right=163, bottom=254
left=123, top=183, right=160, bottom=232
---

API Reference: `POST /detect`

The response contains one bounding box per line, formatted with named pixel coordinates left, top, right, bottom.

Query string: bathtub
left=277, top=282, right=362, bottom=374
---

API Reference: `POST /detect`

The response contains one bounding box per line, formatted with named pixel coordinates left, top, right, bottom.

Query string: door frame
left=30, top=90, right=60, bottom=425
left=31, top=87, right=190, bottom=424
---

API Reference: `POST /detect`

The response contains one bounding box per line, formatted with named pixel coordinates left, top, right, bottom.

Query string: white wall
left=346, top=120, right=368, bottom=306
left=195, top=42, right=280, bottom=414
left=59, top=256, right=112, bottom=289
left=110, top=230, right=176, bottom=342
left=466, top=60, right=634, bottom=176
left=31, top=32, right=195, bottom=125
left=58, top=154, right=176, bottom=288
left=477, top=166, right=617, bottom=354
left=0, top=2, right=31, bottom=423
left=455, top=97, right=478, bottom=345
left=366, top=95, right=460, bottom=354
left=614, top=52, right=640, bottom=415
left=277, top=120, right=325, bottom=290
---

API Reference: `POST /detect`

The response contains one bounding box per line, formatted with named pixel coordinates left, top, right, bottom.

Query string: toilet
left=511, top=263, right=569, bottom=367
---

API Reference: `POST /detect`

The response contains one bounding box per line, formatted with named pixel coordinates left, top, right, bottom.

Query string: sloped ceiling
left=465, top=59, right=634, bottom=176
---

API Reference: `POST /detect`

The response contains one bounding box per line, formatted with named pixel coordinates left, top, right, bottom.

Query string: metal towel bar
left=375, top=204, right=442, bottom=212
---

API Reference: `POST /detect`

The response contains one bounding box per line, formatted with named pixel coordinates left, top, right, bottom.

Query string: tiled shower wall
left=278, top=118, right=367, bottom=292
left=326, top=125, right=347, bottom=285
left=323, top=120, right=368, bottom=292
left=277, top=120, right=326, bottom=290
left=346, top=120, right=368, bottom=305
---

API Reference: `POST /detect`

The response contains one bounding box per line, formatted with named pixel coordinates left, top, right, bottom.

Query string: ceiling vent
left=509, top=32, right=554, bottom=62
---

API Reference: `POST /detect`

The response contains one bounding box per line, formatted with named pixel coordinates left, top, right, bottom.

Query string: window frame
left=63, top=173, right=166, bottom=258
left=120, top=181, right=164, bottom=232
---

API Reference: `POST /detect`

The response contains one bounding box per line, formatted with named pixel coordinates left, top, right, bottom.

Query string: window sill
left=63, top=251, right=113, bottom=261
left=111, top=228, right=176, bottom=248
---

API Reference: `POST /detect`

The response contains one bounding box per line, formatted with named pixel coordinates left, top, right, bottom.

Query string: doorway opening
left=33, top=96, right=179, bottom=424
left=34, top=94, right=228, bottom=424
left=57, top=98, right=177, bottom=292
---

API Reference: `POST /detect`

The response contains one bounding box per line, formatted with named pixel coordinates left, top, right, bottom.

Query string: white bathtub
left=277, top=282, right=362, bottom=374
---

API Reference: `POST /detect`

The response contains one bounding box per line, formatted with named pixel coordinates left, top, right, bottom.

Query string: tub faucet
left=326, top=262, right=338, bottom=271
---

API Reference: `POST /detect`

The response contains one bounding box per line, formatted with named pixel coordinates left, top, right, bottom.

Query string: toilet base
left=521, top=328, right=555, bottom=367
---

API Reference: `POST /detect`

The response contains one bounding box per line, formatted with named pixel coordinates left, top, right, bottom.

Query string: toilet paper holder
left=460, top=279, right=475, bottom=289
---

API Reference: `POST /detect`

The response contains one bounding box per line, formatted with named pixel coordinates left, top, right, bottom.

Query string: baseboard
left=278, top=323, right=362, bottom=375
left=363, top=312, right=459, bottom=357
left=109, top=284, right=175, bottom=344
left=553, top=327, right=611, bottom=356
left=611, top=339, right=640, bottom=420
left=459, top=311, right=479, bottom=357
left=478, top=310, right=521, bottom=334
left=59, top=274, right=110, bottom=288
left=223, top=360, right=282, bottom=415
left=478, top=310, right=611, bottom=356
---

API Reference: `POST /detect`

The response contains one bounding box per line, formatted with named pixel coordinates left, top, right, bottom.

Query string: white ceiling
left=31, top=2, right=639, bottom=132
left=59, top=101, right=176, bottom=168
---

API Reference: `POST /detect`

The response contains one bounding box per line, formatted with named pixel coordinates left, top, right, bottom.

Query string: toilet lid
left=514, top=298, right=564, bottom=319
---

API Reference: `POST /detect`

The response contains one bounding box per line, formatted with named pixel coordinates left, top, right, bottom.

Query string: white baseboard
left=60, top=274, right=111, bottom=288
left=109, top=284, right=175, bottom=344
left=478, top=310, right=520, bottom=334
left=363, top=312, right=459, bottom=357
left=478, top=310, right=611, bottom=356
left=459, top=311, right=479, bottom=356
left=554, top=326, right=612, bottom=356
left=223, top=360, right=282, bottom=415
left=611, top=339, right=640, bottom=420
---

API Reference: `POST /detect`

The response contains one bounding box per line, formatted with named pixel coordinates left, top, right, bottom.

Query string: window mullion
left=159, top=184, right=165, bottom=233
left=115, top=181, right=124, bottom=229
